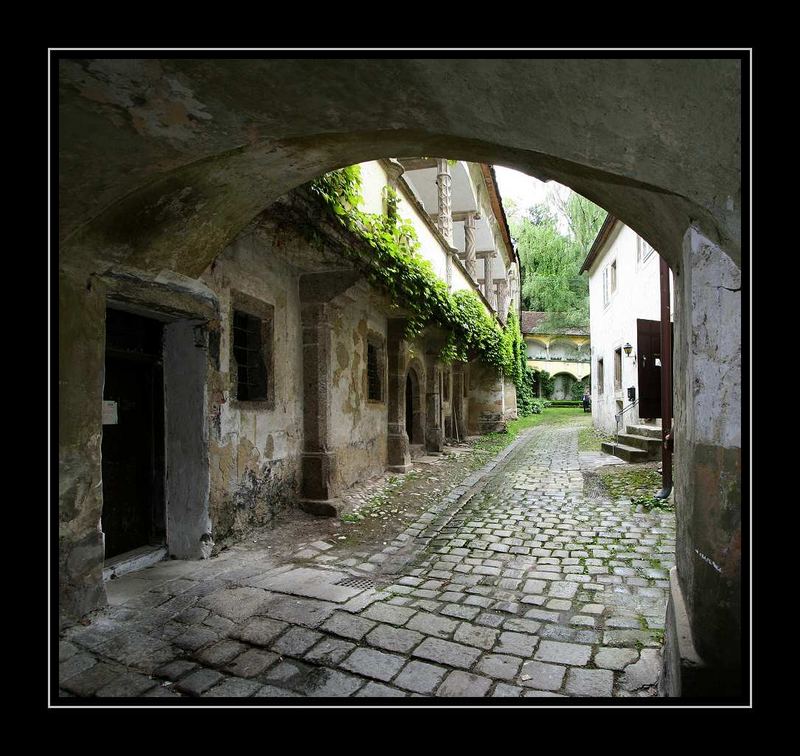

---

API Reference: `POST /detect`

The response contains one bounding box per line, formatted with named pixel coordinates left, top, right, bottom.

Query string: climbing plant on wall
left=308, top=166, right=521, bottom=376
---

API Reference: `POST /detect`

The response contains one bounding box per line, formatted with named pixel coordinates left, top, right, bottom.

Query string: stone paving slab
left=58, top=418, right=674, bottom=699
left=252, top=567, right=366, bottom=603
left=339, top=647, right=406, bottom=682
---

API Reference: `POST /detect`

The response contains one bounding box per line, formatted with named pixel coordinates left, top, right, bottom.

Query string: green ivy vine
left=308, top=165, right=525, bottom=378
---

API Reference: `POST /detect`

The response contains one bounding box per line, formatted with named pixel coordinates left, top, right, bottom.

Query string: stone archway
left=57, top=57, right=743, bottom=696
left=551, top=371, right=578, bottom=401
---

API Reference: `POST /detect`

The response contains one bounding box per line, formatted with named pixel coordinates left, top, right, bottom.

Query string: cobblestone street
left=58, top=415, right=676, bottom=700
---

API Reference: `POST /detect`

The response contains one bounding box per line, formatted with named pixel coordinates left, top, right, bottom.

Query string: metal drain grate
left=335, top=576, right=375, bottom=590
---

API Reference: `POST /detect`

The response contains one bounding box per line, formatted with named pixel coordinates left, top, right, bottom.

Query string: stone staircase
left=601, top=423, right=662, bottom=463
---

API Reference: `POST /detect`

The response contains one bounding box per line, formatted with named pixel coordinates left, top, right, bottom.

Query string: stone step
left=601, top=441, right=650, bottom=463
left=626, top=423, right=663, bottom=439
left=616, top=433, right=662, bottom=459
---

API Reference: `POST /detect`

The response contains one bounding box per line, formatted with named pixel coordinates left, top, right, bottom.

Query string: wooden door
left=101, top=309, right=165, bottom=559
left=637, top=318, right=662, bottom=418
left=636, top=318, right=674, bottom=419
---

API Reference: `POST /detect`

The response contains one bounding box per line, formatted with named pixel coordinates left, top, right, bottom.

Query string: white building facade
left=582, top=218, right=673, bottom=435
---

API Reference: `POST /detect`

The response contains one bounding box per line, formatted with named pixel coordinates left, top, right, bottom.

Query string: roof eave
left=580, top=214, right=619, bottom=274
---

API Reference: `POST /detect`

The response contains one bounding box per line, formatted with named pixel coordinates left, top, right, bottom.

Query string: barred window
left=233, top=310, right=269, bottom=401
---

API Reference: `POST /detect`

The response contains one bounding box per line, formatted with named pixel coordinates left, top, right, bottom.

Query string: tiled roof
left=520, top=311, right=548, bottom=332
left=520, top=311, right=589, bottom=336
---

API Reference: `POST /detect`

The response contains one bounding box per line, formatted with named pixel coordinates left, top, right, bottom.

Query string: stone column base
left=661, top=566, right=740, bottom=697
left=477, top=412, right=506, bottom=434
left=301, top=452, right=337, bottom=502
left=387, top=429, right=411, bottom=471
left=425, top=427, right=443, bottom=453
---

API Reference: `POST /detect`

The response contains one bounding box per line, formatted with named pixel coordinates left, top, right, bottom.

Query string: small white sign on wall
left=102, top=400, right=118, bottom=425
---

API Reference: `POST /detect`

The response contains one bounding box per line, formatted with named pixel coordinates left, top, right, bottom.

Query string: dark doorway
left=102, top=308, right=166, bottom=559
left=637, top=318, right=673, bottom=419
left=406, top=374, right=415, bottom=443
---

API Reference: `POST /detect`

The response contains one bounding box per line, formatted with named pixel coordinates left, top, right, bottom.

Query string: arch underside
left=59, top=58, right=741, bottom=279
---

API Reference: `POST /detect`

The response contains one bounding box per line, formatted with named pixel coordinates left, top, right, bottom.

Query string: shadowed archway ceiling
left=58, top=58, right=741, bottom=276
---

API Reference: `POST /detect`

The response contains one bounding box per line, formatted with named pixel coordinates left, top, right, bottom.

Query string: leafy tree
left=511, top=190, right=606, bottom=331
left=570, top=378, right=586, bottom=401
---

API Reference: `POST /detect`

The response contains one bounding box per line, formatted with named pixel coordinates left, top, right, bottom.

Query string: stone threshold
left=103, top=545, right=168, bottom=582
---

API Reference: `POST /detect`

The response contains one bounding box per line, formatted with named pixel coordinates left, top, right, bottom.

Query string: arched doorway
left=552, top=371, right=578, bottom=400
left=405, top=365, right=423, bottom=448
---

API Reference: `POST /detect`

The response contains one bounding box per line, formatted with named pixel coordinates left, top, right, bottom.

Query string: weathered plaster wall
left=670, top=227, right=741, bottom=691
left=588, top=223, right=675, bottom=434
left=468, top=362, right=507, bottom=434
left=328, top=285, right=389, bottom=490
left=200, top=231, right=303, bottom=549
left=503, top=376, right=518, bottom=420
left=395, top=176, right=448, bottom=283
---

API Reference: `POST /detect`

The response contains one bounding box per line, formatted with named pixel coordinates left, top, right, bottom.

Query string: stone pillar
left=298, top=301, right=336, bottom=515
left=436, top=159, right=453, bottom=244
left=59, top=269, right=108, bottom=624
left=451, top=362, right=468, bottom=440
left=661, top=227, right=742, bottom=698
left=445, top=248, right=454, bottom=292
left=495, top=279, right=509, bottom=321
left=511, top=263, right=520, bottom=313
left=298, top=271, right=359, bottom=516
left=424, top=353, right=443, bottom=453
left=386, top=318, right=411, bottom=473
left=464, top=212, right=478, bottom=280
left=421, top=330, right=448, bottom=453
left=484, top=252, right=497, bottom=309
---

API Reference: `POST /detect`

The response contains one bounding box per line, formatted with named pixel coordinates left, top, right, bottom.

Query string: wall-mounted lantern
left=623, top=342, right=633, bottom=356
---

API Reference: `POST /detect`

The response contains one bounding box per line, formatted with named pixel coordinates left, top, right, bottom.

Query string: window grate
left=233, top=310, right=269, bottom=401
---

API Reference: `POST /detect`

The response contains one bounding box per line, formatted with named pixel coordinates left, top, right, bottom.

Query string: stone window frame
left=365, top=330, right=386, bottom=404
left=602, top=258, right=617, bottom=308
left=597, top=358, right=604, bottom=394
left=614, top=347, right=623, bottom=391
left=229, top=289, right=275, bottom=411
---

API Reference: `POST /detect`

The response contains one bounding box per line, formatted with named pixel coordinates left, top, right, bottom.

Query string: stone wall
left=665, top=227, right=742, bottom=696
left=328, top=285, right=389, bottom=491
left=468, top=361, right=507, bottom=434
left=59, top=272, right=108, bottom=625
left=199, top=232, right=304, bottom=550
